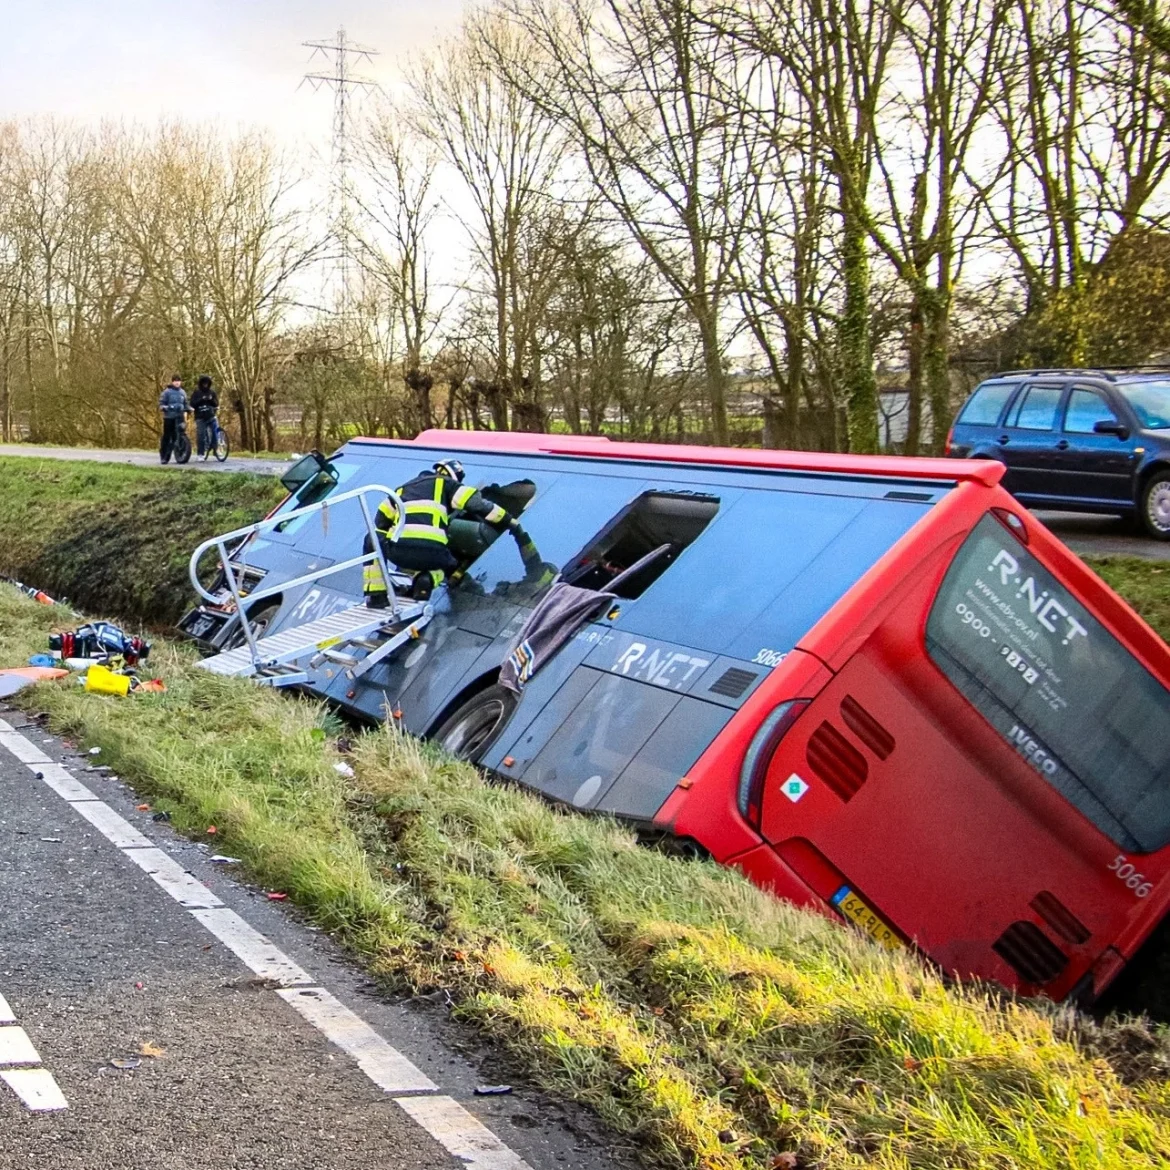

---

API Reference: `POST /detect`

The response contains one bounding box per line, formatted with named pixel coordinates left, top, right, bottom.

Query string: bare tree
left=410, top=8, right=567, bottom=431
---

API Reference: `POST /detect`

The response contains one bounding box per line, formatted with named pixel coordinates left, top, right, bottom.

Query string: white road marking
left=190, top=908, right=314, bottom=986
left=0, top=1026, right=41, bottom=1066
left=0, top=732, right=50, bottom=765
left=276, top=987, right=437, bottom=1093
left=70, top=798, right=153, bottom=848
left=34, top=763, right=97, bottom=803
left=0, top=718, right=536, bottom=1165
left=0, top=994, right=13, bottom=1025
left=121, top=847, right=224, bottom=909
left=395, top=1096, right=534, bottom=1170
left=1, top=1069, right=68, bottom=1112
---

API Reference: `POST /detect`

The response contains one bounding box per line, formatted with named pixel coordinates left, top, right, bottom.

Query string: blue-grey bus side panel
left=517, top=670, right=681, bottom=809
left=609, top=490, right=931, bottom=663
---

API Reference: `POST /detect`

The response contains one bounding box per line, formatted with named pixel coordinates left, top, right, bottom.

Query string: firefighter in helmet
left=363, top=458, right=519, bottom=605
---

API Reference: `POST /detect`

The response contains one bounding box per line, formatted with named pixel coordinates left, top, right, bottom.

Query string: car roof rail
left=991, top=367, right=1119, bottom=381
left=992, top=364, right=1170, bottom=382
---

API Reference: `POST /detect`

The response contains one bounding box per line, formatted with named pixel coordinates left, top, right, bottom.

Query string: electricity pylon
left=302, top=28, right=380, bottom=326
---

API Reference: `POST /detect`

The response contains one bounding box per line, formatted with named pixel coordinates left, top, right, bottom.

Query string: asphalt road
left=1032, top=511, right=1170, bottom=561
left=0, top=710, right=621, bottom=1170
left=0, top=444, right=291, bottom=477
left=2, top=443, right=1168, bottom=561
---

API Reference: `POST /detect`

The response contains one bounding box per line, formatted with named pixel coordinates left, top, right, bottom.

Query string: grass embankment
left=0, top=457, right=284, bottom=626
left=1085, top=556, right=1170, bottom=641
left=3, top=586, right=1168, bottom=1169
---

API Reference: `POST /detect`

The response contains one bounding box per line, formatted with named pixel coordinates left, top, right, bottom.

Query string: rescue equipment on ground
left=49, top=622, right=151, bottom=665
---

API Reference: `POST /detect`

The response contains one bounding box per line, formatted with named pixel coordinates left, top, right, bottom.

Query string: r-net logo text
left=989, top=549, right=1088, bottom=648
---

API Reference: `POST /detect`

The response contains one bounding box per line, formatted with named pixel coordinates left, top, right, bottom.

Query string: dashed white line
left=0, top=1006, right=67, bottom=1112
left=70, top=798, right=154, bottom=848
left=0, top=1026, right=41, bottom=1066
left=395, top=1095, right=535, bottom=1170
left=0, top=718, right=535, bottom=1166
left=121, top=847, right=225, bottom=909
left=1, top=1069, right=68, bottom=1112
left=190, top=908, right=315, bottom=986
left=276, top=987, right=437, bottom=1093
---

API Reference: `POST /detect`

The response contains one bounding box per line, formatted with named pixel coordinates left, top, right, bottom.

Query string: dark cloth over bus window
left=925, top=514, right=1170, bottom=852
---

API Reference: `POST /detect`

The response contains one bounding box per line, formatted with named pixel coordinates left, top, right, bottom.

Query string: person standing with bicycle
left=191, top=374, right=219, bottom=461
left=158, top=375, right=190, bottom=464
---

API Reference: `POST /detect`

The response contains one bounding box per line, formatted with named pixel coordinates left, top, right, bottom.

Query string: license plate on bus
left=831, top=886, right=903, bottom=952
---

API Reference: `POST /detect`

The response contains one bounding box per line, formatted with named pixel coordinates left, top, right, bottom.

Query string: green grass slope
left=0, top=458, right=284, bottom=626
left=2, top=586, right=1168, bottom=1170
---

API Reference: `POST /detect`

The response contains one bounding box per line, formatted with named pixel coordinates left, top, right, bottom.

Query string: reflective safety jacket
left=377, top=471, right=508, bottom=550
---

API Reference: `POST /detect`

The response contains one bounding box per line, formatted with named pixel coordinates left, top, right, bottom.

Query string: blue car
left=946, top=368, right=1170, bottom=538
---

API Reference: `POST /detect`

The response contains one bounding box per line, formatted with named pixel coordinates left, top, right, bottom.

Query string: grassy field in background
left=3, top=584, right=1170, bottom=1169
left=0, top=458, right=285, bottom=626
left=1086, top=556, right=1170, bottom=642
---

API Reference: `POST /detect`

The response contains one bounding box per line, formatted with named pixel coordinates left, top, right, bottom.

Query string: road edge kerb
left=0, top=718, right=535, bottom=1168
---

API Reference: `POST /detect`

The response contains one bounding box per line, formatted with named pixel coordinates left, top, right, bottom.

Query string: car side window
left=957, top=380, right=1018, bottom=426
left=1008, top=384, right=1064, bottom=431
left=1063, top=388, right=1119, bottom=434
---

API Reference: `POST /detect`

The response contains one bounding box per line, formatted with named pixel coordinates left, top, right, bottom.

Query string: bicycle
left=173, top=419, right=192, bottom=464
left=213, top=418, right=230, bottom=463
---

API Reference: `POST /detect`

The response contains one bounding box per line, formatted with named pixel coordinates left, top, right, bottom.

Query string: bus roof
left=354, top=429, right=1006, bottom=487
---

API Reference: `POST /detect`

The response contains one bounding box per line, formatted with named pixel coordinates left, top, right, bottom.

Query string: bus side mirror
left=1093, top=420, right=1130, bottom=439
left=281, top=450, right=338, bottom=498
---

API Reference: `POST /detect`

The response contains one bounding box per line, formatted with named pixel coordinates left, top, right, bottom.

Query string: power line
left=301, top=27, right=381, bottom=319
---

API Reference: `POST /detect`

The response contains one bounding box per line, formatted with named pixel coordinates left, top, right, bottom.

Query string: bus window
left=560, top=491, right=720, bottom=598
left=465, top=472, right=650, bottom=598
left=925, top=513, right=1170, bottom=852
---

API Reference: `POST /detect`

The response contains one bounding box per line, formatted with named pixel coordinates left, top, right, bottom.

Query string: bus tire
left=1141, top=470, right=1170, bottom=540
left=432, top=684, right=517, bottom=764
left=222, top=602, right=280, bottom=651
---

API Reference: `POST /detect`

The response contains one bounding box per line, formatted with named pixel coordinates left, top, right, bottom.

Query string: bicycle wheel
left=175, top=430, right=192, bottom=464
left=214, top=425, right=230, bottom=462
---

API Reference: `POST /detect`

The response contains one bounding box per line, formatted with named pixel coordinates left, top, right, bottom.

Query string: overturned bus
left=180, top=430, right=1170, bottom=1004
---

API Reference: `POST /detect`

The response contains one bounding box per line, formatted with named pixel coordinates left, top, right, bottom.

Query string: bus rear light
left=992, top=920, right=1068, bottom=985
left=991, top=507, right=1029, bottom=543
left=737, top=700, right=811, bottom=829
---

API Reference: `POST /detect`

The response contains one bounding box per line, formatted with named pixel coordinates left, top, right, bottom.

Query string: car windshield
left=1120, top=379, right=1170, bottom=429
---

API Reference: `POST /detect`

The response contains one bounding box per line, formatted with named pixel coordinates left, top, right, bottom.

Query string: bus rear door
left=754, top=510, right=1170, bottom=1001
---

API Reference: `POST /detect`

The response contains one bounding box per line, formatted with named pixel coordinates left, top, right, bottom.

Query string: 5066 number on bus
left=1109, top=854, right=1153, bottom=898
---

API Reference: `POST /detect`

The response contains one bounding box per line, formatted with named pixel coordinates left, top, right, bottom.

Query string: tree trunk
left=696, top=311, right=729, bottom=445
left=923, top=288, right=951, bottom=454
left=840, top=214, right=878, bottom=454
left=905, top=292, right=924, bottom=455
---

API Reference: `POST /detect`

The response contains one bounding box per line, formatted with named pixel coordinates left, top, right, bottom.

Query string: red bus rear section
left=657, top=477, right=1170, bottom=1003
left=209, top=429, right=1170, bottom=1004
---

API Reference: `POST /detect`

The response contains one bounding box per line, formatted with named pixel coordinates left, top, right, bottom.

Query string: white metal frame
left=188, top=484, right=405, bottom=672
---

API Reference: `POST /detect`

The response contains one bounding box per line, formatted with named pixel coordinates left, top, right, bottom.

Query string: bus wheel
left=223, top=602, right=280, bottom=651
left=433, top=684, right=517, bottom=764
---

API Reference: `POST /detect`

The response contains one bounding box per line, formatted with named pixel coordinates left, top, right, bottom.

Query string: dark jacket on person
left=158, top=387, right=189, bottom=420
left=191, top=386, right=219, bottom=420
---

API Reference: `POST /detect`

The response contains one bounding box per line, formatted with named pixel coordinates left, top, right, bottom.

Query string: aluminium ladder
left=189, top=483, right=433, bottom=688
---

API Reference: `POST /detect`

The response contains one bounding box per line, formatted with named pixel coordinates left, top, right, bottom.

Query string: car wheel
left=1141, top=472, right=1170, bottom=540
left=432, top=684, right=517, bottom=764
left=223, top=602, right=280, bottom=651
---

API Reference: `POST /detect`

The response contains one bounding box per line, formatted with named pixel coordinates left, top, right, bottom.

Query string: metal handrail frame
left=187, top=484, right=405, bottom=670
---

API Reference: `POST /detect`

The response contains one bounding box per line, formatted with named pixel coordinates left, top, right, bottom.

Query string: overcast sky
left=0, top=1, right=466, bottom=144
